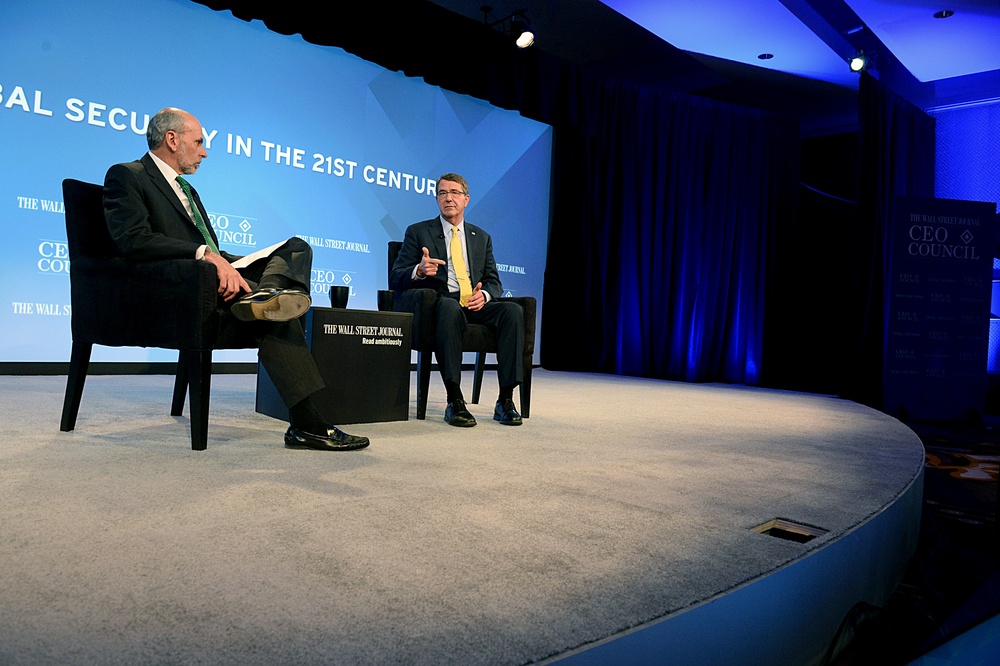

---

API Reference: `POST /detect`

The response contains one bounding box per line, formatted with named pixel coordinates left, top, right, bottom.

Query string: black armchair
left=59, top=179, right=254, bottom=450
left=378, top=241, right=535, bottom=420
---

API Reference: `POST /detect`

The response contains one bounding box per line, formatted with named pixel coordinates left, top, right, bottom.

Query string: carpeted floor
left=0, top=370, right=925, bottom=665
left=831, top=418, right=1000, bottom=665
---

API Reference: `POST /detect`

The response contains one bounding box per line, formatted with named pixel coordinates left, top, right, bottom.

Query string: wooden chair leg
left=60, top=341, right=92, bottom=432
left=471, top=352, right=487, bottom=404
left=171, top=351, right=190, bottom=416
left=520, top=356, right=532, bottom=418
left=416, top=350, right=433, bottom=420
left=187, top=350, right=212, bottom=451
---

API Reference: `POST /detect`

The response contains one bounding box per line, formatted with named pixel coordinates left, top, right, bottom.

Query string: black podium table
left=256, top=307, right=412, bottom=424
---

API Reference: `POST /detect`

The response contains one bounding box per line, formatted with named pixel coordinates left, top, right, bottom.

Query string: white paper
left=230, top=241, right=285, bottom=269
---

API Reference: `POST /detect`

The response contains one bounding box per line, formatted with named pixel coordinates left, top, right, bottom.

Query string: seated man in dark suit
left=103, top=106, right=369, bottom=451
left=389, top=173, right=525, bottom=427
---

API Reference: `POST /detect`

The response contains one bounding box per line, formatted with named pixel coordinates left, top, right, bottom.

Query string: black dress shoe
left=284, top=425, right=370, bottom=451
left=493, top=399, right=523, bottom=426
left=444, top=399, right=477, bottom=427
left=232, top=288, right=311, bottom=322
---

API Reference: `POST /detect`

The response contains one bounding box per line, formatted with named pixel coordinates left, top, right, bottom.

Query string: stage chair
left=377, top=241, right=535, bottom=420
left=59, top=179, right=254, bottom=451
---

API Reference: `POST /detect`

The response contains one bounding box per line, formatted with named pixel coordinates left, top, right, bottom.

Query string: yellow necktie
left=451, top=226, right=473, bottom=307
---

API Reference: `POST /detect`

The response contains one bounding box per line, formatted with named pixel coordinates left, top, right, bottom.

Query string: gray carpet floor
left=0, top=370, right=924, bottom=665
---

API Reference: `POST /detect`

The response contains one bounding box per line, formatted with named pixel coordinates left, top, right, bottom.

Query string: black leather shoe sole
left=284, top=426, right=370, bottom=451
left=233, top=289, right=311, bottom=322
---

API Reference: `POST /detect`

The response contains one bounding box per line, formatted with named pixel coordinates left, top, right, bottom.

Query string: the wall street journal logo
left=38, top=240, right=70, bottom=273
left=208, top=213, right=256, bottom=249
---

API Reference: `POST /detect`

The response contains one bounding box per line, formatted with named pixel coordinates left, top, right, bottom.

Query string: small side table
left=256, top=307, right=413, bottom=424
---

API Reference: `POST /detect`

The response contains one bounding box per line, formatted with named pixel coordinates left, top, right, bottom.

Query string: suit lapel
left=428, top=218, right=448, bottom=261
left=141, top=154, right=199, bottom=229
left=464, top=223, right=485, bottom=277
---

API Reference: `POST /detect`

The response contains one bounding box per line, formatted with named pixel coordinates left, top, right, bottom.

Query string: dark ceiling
left=206, top=0, right=999, bottom=137
left=426, top=0, right=1000, bottom=135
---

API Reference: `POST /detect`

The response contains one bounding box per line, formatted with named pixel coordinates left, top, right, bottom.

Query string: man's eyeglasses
left=436, top=189, right=467, bottom=198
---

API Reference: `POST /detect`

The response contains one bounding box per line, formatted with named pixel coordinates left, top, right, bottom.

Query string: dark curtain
left=544, top=82, right=798, bottom=383
left=764, top=185, right=851, bottom=395
left=846, top=73, right=935, bottom=408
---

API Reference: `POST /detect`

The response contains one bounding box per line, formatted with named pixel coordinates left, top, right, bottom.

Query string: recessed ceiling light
left=757, top=53, right=774, bottom=60
left=934, top=10, right=955, bottom=19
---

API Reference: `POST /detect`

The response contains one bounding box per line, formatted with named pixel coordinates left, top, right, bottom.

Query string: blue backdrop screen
left=0, top=0, right=552, bottom=363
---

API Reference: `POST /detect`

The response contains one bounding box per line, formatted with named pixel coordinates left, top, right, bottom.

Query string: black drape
left=765, top=179, right=860, bottom=395
left=847, top=73, right=936, bottom=408
left=544, top=82, right=798, bottom=383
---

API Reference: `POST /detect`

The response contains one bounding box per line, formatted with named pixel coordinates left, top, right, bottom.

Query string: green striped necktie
left=175, top=175, right=219, bottom=254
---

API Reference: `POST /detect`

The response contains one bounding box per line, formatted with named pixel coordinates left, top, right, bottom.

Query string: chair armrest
left=70, top=256, right=220, bottom=348
left=498, top=296, right=537, bottom=355
left=392, top=288, right=438, bottom=351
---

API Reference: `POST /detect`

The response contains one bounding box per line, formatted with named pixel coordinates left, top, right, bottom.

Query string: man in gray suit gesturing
left=389, top=173, right=525, bottom=427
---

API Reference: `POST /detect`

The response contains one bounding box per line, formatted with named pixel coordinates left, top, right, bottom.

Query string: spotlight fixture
left=481, top=5, right=535, bottom=49
left=849, top=51, right=871, bottom=73
left=511, top=14, right=534, bottom=48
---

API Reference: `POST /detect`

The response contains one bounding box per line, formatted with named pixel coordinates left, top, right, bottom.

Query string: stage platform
left=0, top=370, right=924, bottom=665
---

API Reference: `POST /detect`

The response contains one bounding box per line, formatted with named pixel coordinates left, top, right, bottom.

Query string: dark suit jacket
left=389, top=217, right=502, bottom=300
left=102, top=153, right=324, bottom=407
left=103, top=153, right=242, bottom=264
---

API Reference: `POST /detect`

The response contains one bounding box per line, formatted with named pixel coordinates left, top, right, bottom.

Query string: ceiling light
left=511, top=15, right=534, bottom=48
left=849, top=51, right=871, bottom=73
left=481, top=5, right=535, bottom=49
